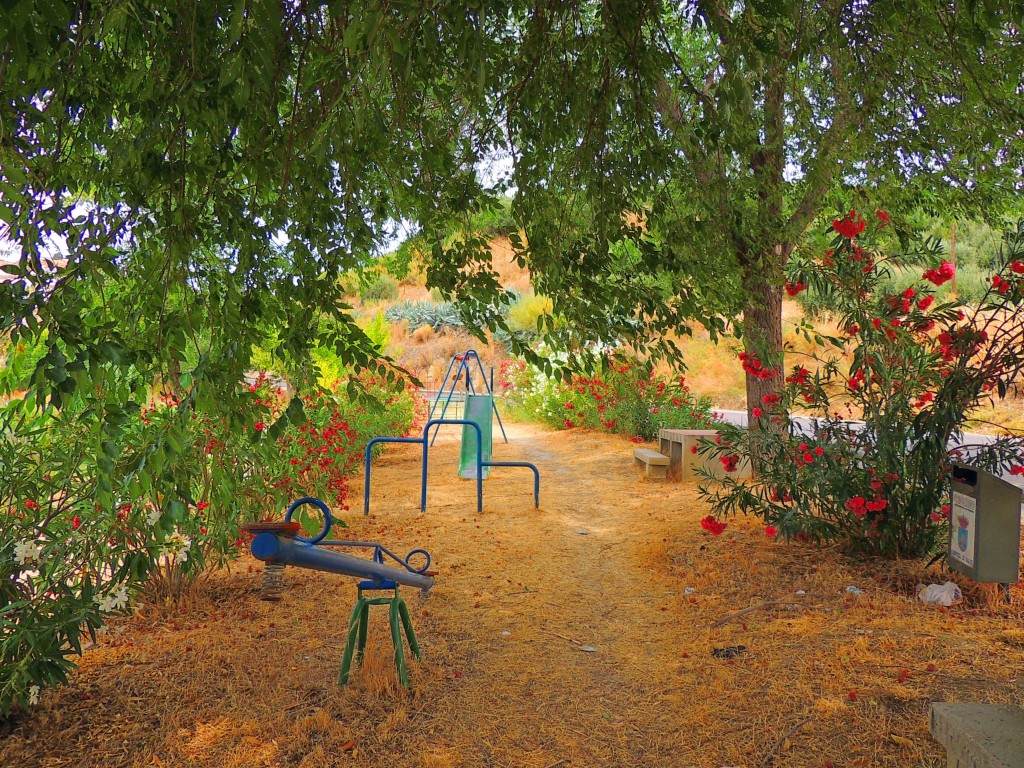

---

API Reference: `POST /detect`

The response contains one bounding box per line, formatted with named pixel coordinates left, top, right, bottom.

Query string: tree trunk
left=741, top=265, right=785, bottom=476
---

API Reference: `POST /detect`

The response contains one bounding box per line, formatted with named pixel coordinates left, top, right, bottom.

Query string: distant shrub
left=506, top=293, right=554, bottom=336
left=385, top=300, right=463, bottom=331
left=412, top=325, right=435, bottom=343
left=361, top=311, right=391, bottom=352
left=500, top=352, right=714, bottom=440
left=360, top=274, right=399, bottom=304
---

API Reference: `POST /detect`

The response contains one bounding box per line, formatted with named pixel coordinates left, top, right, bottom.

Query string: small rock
left=846, top=585, right=864, bottom=595
left=684, top=587, right=696, bottom=595
left=712, top=645, right=747, bottom=659
left=501, top=631, right=511, bottom=637
left=577, top=530, right=589, bottom=535
left=579, top=646, right=597, bottom=653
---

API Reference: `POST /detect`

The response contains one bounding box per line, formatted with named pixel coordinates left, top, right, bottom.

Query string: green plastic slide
left=459, top=394, right=493, bottom=479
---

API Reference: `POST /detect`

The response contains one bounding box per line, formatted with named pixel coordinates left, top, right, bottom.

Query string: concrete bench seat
left=930, top=702, right=1024, bottom=768
left=658, top=428, right=751, bottom=481
left=633, top=448, right=669, bottom=479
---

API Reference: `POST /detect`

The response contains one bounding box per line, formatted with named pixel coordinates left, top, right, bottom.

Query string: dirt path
left=360, top=421, right=697, bottom=767
left=4, top=419, right=1023, bottom=768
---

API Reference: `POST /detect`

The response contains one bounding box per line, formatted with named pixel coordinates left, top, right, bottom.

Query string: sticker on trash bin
left=949, top=491, right=976, bottom=568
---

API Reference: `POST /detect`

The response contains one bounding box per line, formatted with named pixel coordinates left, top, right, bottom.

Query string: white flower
left=28, top=686, right=40, bottom=706
left=146, top=508, right=161, bottom=526
left=95, top=585, right=130, bottom=613
left=160, top=530, right=192, bottom=565
left=14, top=539, right=42, bottom=566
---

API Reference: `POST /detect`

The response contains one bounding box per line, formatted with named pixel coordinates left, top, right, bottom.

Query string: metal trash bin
left=948, top=464, right=1022, bottom=584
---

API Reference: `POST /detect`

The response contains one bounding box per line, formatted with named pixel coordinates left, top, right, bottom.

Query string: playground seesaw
left=243, top=496, right=434, bottom=688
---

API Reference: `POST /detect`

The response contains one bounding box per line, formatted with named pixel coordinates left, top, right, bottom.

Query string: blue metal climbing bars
left=363, top=419, right=540, bottom=515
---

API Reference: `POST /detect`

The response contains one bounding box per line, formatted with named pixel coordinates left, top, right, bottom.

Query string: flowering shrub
left=499, top=351, right=714, bottom=439
left=699, top=214, right=1024, bottom=557
left=0, top=365, right=419, bottom=714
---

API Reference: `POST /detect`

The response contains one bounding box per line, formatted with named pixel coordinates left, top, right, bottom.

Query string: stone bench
left=633, top=448, right=669, bottom=479
left=930, top=702, right=1024, bottom=768
left=658, top=428, right=751, bottom=481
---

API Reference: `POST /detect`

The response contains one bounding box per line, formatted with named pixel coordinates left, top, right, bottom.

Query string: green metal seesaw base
left=339, top=583, right=421, bottom=688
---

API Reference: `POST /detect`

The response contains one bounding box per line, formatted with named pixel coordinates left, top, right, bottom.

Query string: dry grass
left=412, top=325, right=436, bottom=344
left=489, top=237, right=531, bottom=293
left=3, top=421, right=1022, bottom=768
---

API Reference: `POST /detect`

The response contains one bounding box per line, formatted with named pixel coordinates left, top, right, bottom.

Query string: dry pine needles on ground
left=2, top=421, right=1022, bottom=768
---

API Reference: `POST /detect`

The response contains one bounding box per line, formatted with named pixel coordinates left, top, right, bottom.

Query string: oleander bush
left=0, top=361, right=419, bottom=714
left=700, top=213, right=1024, bottom=558
left=499, top=350, right=714, bottom=440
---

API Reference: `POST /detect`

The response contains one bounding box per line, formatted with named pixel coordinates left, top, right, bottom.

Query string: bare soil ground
left=3, top=421, right=1023, bottom=768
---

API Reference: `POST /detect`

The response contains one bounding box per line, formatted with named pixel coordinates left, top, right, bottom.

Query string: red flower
left=848, top=690, right=858, bottom=701
left=917, top=295, right=934, bottom=311
left=846, top=496, right=867, bottom=516
left=875, top=209, right=890, bottom=227
left=833, top=210, right=866, bottom=239
left=845, top=323, right=860, bottom=336
left=197, top=501, right=211, bottom=511
left=814, top=446, right=824, bottom=456
left=254, top=421, right=265, bottom=432
left=720, top=454, right=741, bottom=473
left=871, top=318, right=882, bottom=330
left=786, top=367, right=811, bottom=385
left=865, top=498, right=888, bottom=512
left=765, top=526, right=777, bottom=538
left=1011, top=260, right=1024, bottom=274
left=762, top=393, right=781, bottom=406
left=700, top=515, right=727, bottom=535
left=1008, top=465, right=1024, bottom=476
left=991, top=274, right=1012, bottom=294
left=785, top=282, right=807, bottom=296
left=72, top=516, right=81, bottom=530
left=564, top=402, right=575, bottom=410
left=802, top=452, right=815, bottom=464
left=923, top=261, right=955, bottom=286
left=25, top=500, right=39, bottom=510
left=902, top=287, right=916, bottom=299
left=752, top=407, right=763, bottom=418
left=689, top=445, right=699, bottom=454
